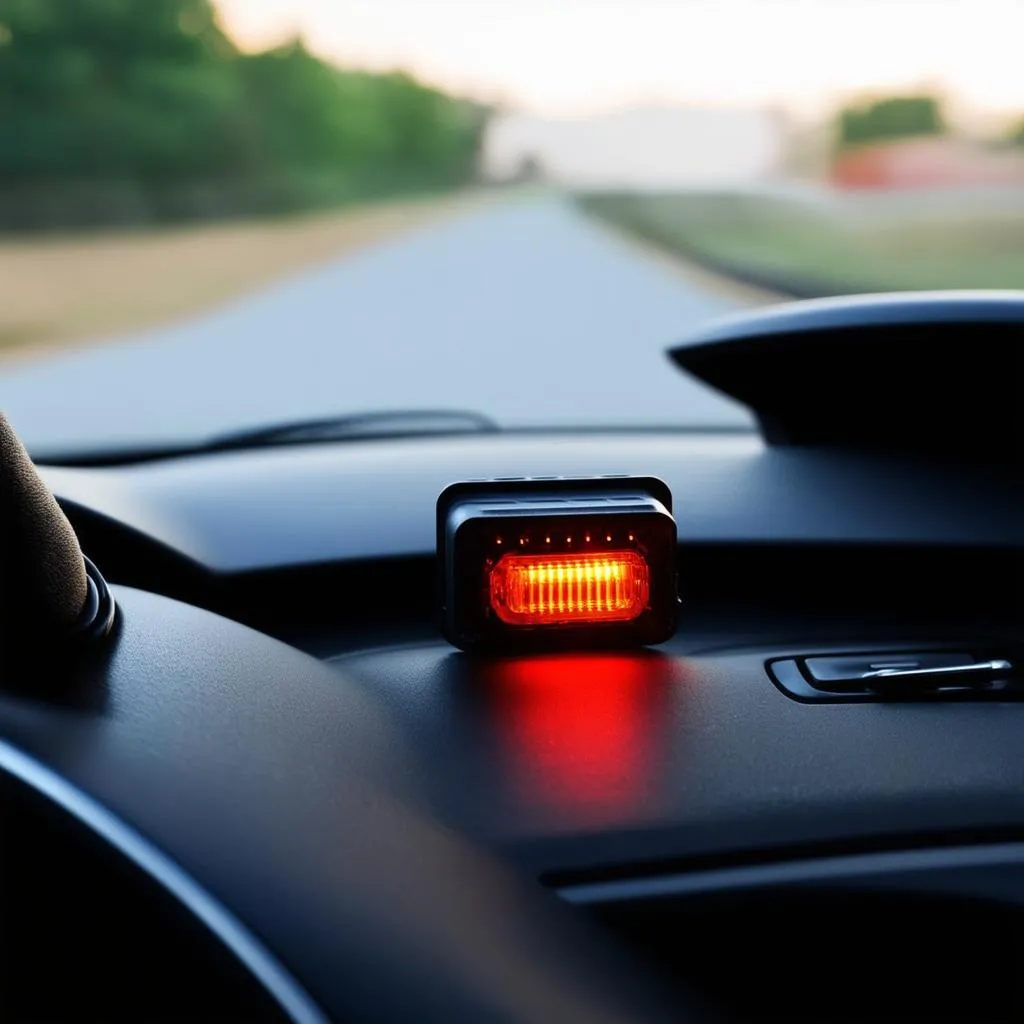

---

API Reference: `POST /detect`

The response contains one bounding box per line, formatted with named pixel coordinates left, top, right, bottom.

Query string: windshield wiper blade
left=36, top=410, right=500, bottom=467
left=208, top=409, right=500, bottom=451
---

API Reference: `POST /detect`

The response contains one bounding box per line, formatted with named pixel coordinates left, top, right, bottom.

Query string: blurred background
left=0, top=0, right=1022, bottom=452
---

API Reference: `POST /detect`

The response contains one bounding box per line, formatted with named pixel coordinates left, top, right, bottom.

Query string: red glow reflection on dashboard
left=481, top=654, right=674, bottom=829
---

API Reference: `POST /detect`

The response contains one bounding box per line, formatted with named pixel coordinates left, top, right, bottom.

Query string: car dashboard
left=3, top=293, right=1022, bottom=1022
left=26, top=425, right=1024, bottom=1021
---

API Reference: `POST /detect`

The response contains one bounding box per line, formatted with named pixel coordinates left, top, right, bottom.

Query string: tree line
left=837, top=96, right=945, bottom=148
left=0, top=0, right=489, bottom=229
left=837, top=94, right=1024, bottom=150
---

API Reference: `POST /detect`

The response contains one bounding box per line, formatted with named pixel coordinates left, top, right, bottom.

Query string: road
left=0, top=196, right=762, bottom=458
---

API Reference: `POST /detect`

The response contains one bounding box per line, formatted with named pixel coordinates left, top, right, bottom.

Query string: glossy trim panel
left=558, top=840, right=1024, bottom=907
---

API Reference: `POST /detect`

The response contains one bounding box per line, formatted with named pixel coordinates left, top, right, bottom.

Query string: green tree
left=234, top=42, right=487, bottom=193
left=837, top=95, right=946, bottom=149
left=370, top=72, right=487, bottom=181
left=236, top=41, right=391, bottom=174
left=0, top=0, right=489, bottom=227
left=0, top=0, right=241, bottom=180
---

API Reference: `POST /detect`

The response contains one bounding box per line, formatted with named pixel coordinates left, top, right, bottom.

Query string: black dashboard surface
left=7, top=428, right=1021, bottom=1021
left=0, top=586, right=685, bottom=1023
left=39, top=432, right=1024, bottom=573
left=27, top=429, right=1024, bottom=876
left=334, top=639, right=1024, bottom=875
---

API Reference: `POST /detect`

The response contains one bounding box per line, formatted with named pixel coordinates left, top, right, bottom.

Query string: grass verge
left=578, top=190, right=1024, bottom=298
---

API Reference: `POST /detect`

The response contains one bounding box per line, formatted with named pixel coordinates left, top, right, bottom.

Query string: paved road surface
left=0, top=197, right=760, bottom=457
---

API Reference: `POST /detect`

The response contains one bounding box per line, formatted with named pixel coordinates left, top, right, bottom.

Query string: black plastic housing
left=437, top=477, right=677, bottom=653
left=669, top=292, right=1024, bottom=463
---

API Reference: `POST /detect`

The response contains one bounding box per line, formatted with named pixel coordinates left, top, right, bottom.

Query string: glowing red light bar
left=489, top=551, right=650, bottom=626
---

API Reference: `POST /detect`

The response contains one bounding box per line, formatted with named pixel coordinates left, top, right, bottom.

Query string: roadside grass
left=578, top=190, right=1024, bottom=297
left=0, top=192, right=482, bottom=362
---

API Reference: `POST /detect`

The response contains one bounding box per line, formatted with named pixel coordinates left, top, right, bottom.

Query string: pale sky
left=216, top=0, right=1024, bottom=120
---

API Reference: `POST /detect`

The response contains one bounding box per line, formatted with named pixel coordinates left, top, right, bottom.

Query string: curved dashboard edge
left=38, top=433, right=1024, bottom=574
left=558, top=840, right=1024, bottom=908
left=0, top=586, right=684, bottom=1024
left=0, top=738, right=325, bottom=1024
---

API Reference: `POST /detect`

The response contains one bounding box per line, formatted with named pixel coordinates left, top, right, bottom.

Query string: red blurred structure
left=831, top=139, right=1024, bottom=190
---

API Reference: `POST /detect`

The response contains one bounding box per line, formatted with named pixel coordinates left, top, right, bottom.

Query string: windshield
left=1, top=0, right=1021, bottom=459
